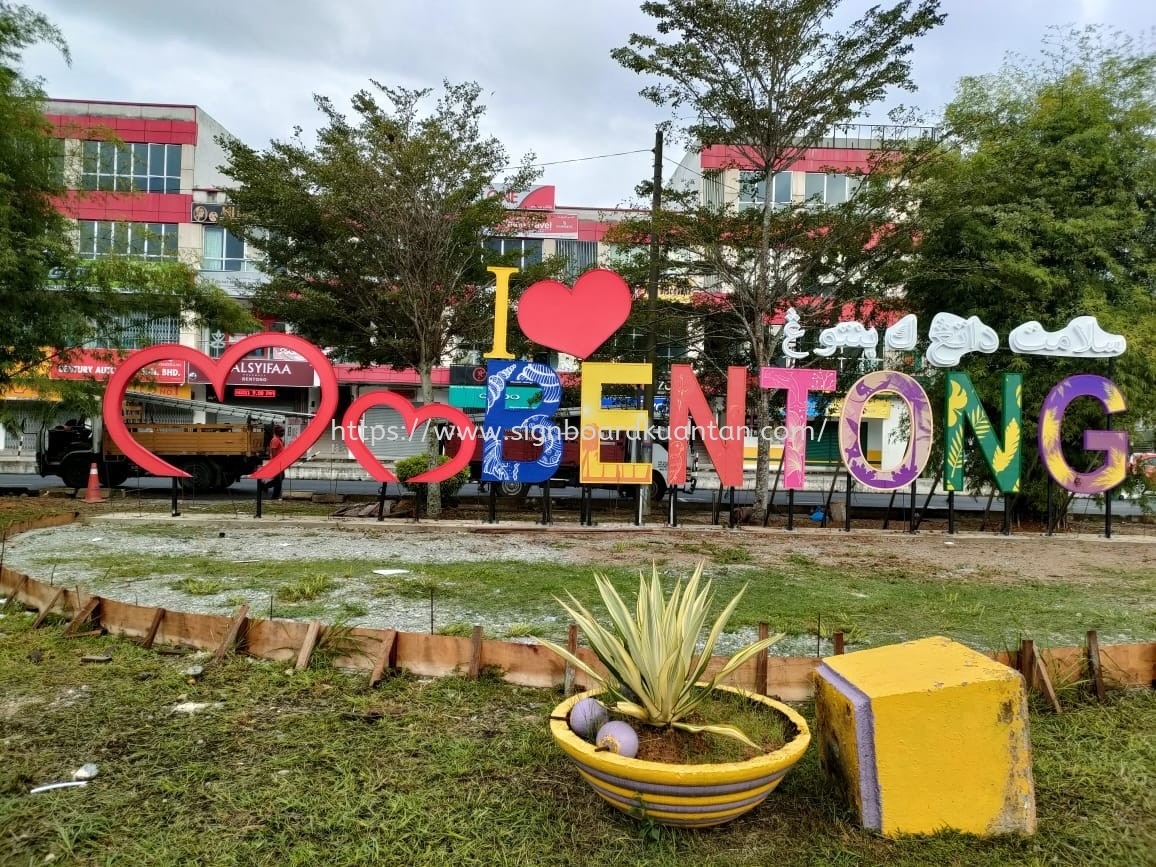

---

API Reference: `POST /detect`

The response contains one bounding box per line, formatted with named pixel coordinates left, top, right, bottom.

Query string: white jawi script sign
left=777, top=308, right=1125, bottom=367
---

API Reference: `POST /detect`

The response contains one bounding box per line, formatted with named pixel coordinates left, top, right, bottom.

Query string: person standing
left=264, top=424, right=286, bottom=499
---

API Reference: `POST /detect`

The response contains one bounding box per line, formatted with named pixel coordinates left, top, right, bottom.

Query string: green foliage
left=220, top=80, right=540, bottom=517
left=0, top=4, right=253, bottom=424
left=903, top=26, right=1156, bottom=519
left=539, top=563, right=783, bottom=747
left=436, top=622, right=475, bottom=638
left=170, top=577, right=226, bottom=596
left=219, top=81, right=538, bottom=382
left=610, top=0, right=945, bottom=518
left=394, top=453, right=470, bottom=499
left=2, top=616, right=1154, bottom=865
left=277, top=573, right=334, bottom=602
left=338, top=600, right=369, bottom=619
left=503, top=623, right=546, bottom=639
left=65, top=542, right=1156, bottom=653
left=696, top=541, right=753, bottom=564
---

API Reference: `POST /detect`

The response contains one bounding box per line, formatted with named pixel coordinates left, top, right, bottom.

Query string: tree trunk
left=420, top=364, right=442, bottom=518
left=752, top=167, right=776, bottom=523
left=752, top=329, right=772, bottom=523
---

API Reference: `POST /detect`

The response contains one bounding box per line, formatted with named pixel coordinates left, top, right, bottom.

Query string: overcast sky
left=24, top=0, right=1156, bottom=209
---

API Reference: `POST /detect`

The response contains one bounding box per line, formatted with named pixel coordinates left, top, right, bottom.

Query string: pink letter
left=759, top=367, right=837, bottom=490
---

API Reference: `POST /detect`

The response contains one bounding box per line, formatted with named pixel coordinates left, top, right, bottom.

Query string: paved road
left=3, top=471, right=1145, bottom=521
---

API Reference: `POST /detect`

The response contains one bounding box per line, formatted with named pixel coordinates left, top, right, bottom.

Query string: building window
left=609, top=320, right=689, bottom=363
left=739, top=171, right=792, bottom=206
left=80, top=140, right=182, bottom=193
left=48, top=138, right=66, bottom=186
left=554, top=239, right=598, bottom=281
left=202, top=226, right=255, bottom=271
left=485, top=237, right=543, bottom=270
left=804, top=172, right=827, bottom=202
left=105, top=313, right=181, bottom=349
left=703, top=171, right=726, bottom=208
left=804, top=172, right=862, bottom=206
left=78, top=220, right=178, bottom=260
left=738, top=171, right=763, bottom=204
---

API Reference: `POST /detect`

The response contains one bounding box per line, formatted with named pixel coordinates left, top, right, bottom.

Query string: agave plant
left=540, top=563, right=783, bottom=749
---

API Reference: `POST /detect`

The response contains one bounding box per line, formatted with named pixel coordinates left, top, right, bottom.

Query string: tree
left=0, top=3, right=254, bottom=427
left=220, top=81, right=539, bottom=516
left=612, top=0, right=945, bottom=520
left=902, top=26, right=1156, bottom=522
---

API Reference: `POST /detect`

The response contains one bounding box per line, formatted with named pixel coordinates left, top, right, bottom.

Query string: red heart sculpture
left=516, top=269, right=633, bottom=359
left=341, top=392, right=474, bottom=483
left=102, top=334, right=338, bottom=480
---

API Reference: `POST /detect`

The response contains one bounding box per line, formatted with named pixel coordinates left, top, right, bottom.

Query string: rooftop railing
left=818, top=123, right=941, bottom=149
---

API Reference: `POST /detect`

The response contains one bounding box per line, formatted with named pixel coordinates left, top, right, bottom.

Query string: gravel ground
left=2, top=519, right=594, bottom=639
left=8, top=511, right=1153, bottom=657
left=1, top=516, right=824, bottom=655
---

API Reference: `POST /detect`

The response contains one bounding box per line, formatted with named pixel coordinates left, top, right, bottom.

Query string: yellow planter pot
left=549, top=686, right=811, bottom=828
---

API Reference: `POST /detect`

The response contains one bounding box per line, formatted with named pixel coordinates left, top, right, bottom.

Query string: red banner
left=189, top=358, right=317, bottom=388
left=51, top=350, right=186, bottom=383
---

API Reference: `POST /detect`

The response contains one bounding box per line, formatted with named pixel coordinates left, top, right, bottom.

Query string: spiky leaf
left=539, top=563, right=783, bottom=747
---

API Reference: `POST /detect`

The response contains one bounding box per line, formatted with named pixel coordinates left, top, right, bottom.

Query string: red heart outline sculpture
left=516, top=268, right=633, bottom=359
left=341, top=391, right=474, bottom=483
left=103, top=334, right=338, bottom=480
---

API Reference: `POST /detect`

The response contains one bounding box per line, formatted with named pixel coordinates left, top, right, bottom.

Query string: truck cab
left=36, top=421, right=101, bottom=488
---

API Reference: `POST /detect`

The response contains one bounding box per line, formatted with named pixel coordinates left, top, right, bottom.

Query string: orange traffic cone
left=84, top=462, right=103, bottom=503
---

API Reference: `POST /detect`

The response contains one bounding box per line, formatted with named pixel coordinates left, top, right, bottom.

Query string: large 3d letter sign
left=668, top=364, right=746, bottom=488
left=103, top=333, right=339, bottom=481
left=341, top=391, right=473, bottom=484
left=1038, top=375, right=1128, bottom=494
left=943, top=373, right=1022, bottom=494
left=482, top=361, right=563, bottom=485
left=839, top=371, right=933, bottom=491
left=100, top=262, right=1133, bottom=510
left=760, top=367, right=838, bottom=490
left=580, top=362, right=652, bottom=485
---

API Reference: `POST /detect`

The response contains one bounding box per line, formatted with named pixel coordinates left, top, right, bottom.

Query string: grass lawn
left=1, top=619, right=1153, bottom=866
left=2, top=500, right=1154, bottom=865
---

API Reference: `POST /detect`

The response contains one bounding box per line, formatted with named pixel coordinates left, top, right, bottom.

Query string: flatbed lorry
left=36, top=409, right=269, bottom=492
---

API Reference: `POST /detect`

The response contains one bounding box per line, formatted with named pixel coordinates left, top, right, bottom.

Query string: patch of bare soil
left=452, top=502, right=1156, bottom=586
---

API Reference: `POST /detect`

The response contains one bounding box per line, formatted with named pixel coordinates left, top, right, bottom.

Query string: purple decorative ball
left=596, top=721, right=639, bottom=758
left=569, top=697, right=609, bottom=742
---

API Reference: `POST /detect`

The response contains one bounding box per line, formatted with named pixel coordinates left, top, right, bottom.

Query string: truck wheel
left=60, top=456, right=92, bottom=490
left=650, top=472, right=668, bottom=503
left=104, top=464, right=130, bottom=487
left=498, top=481, right=528, bottom=498
left=179, top=460, right=215, bottom=494
left=205, top=460, right=228, bottom=492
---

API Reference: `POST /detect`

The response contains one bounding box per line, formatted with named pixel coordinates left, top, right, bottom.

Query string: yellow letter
left=484, top=266, right=517, bottom=360
left=579, top=362, right=652, bottom=484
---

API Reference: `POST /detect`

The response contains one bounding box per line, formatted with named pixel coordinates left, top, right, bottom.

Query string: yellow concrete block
left=814, top=636, right=1035, bottom=837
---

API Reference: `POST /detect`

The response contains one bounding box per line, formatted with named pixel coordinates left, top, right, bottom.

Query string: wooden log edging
left=2, top=563, right=1154, bottom=700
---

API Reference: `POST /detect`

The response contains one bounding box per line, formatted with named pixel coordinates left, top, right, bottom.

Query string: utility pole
left=639, top=127, right=663, bottom=519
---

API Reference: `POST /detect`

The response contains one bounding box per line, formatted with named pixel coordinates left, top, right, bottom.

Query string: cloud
left=24, top=0, right=1156, bottom=206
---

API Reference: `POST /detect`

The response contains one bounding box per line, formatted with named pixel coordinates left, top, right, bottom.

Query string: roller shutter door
left=805, top=419, right=843, bottom=466
left=356, top=405, right=430, bottom=463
